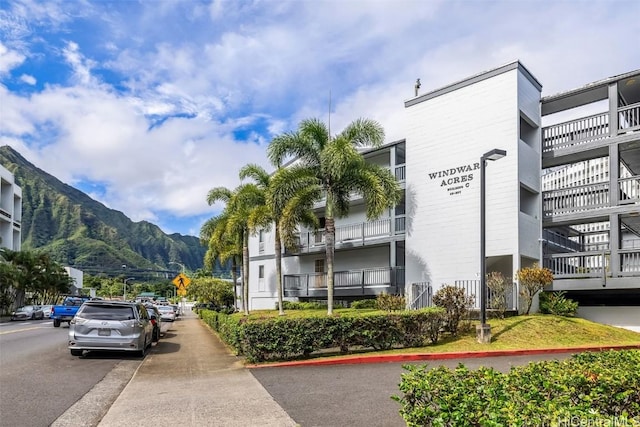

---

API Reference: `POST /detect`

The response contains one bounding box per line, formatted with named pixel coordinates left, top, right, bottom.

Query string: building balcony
left=542, top=176, right=640, bottom=223
left=542, top=102, right=640, bottom=167
left=283, top=266, right=404, bottom=297
left=286, top=216, right=405, bottom=255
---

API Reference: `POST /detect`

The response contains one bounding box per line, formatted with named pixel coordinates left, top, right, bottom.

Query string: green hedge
left=198, top=308, right=445, bottom=363
left=393, top=349, right=640, bottom=426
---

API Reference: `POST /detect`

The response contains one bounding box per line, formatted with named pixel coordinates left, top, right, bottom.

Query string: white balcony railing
left=542, top=102, right=640, bottom=154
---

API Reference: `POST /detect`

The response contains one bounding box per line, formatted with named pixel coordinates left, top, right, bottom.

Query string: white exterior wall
left=405, top=65, right=540, bottom=293
left=0, top=164, right=22, bottom=251
left=64, top=266, right=83, bottom=290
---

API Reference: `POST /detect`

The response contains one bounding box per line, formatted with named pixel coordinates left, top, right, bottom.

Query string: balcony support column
left=610, top=144, right=619, bottom=206
left=609, top=213, right=620, bottom=279
left=390, top=241, right=397, bottom=292
left=608, top=82, right=619, bottom=137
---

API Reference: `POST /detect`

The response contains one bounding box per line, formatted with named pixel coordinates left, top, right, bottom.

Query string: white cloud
left=0, top=42, right=25, bottom=74
left=19, top=73, right=35, bottom=85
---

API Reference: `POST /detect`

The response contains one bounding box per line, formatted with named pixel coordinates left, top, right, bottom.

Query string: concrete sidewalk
left=96, top=312, right=296, bottom=427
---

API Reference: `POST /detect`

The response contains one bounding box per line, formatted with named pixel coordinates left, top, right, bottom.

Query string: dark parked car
left=11, top=305, right=45, bottom=321
left=144, top=304, right=162, bottom=342
left=68, top=301, right=153, bottom=357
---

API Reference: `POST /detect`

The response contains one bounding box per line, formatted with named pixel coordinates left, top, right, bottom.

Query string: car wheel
left=30, top=313, right=35, bottom=320
left=53, top=319, right=61, bottom=327
left=70, top=349, right=83, bottom=356
left=153, top=327, right=160, bottom=342
left=137, top=339, right=148, bottom=358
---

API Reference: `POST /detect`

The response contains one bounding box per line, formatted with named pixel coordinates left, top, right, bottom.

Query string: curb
left=246, top=344, right=640, bottom=368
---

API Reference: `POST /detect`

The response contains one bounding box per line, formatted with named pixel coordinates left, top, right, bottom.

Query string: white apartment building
left=0, top=164, right=22, bottom=251
left=246, top=61, right=640, bottom=329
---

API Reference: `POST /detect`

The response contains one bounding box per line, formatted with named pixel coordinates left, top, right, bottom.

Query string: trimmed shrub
left=351, top=299, right=377, bottom=309
left=376, top=293, right=406, bottom=311
left=202, top=308, right=446, bottom=363
left=539, top=291, right=579, bottom=317
left=276, top=301, right=326, bottom=310
left=433, top=285, right=474, bottom=336
left=393, top=350, right=640, bottom=427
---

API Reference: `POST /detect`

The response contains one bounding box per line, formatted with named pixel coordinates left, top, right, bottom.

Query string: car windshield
left=17, top=306, right=33, bottom=311
left=157, top=306, right=172, bottom=312
left=77, top=305, right=135, bottom=320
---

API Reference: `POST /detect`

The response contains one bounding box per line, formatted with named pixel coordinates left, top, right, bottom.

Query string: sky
left=0, top=0, right=639, bottom=237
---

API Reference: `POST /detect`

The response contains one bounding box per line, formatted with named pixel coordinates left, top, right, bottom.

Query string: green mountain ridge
left=0, top=145, right=207, bottom=278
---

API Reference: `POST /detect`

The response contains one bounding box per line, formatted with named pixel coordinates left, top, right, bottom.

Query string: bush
left=376, top=293, right=406, bottom=311
left=433, top=285, right=474, bottom=336
left=275, top=301, right=326, bottom=310
left=202, top=308, right=446, bottom=363
left=517, top=264, right=554, bottom=314
left=486, top=271, right=511, bottom=318
left=351, top=299, right=377, bottom=309
left=393, top=350, right=640, bottom=427
left=539, top=291, right=579, bottom=316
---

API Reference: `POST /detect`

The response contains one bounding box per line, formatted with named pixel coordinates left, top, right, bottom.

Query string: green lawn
left=240, top=310, right=640, bottom=361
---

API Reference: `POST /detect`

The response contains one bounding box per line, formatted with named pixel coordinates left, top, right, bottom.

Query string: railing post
left=609, top=83, right=619, bottom=137
left=362, top=269, right=365, bottom=295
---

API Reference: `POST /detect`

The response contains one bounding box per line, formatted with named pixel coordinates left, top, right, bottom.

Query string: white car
left=155, top=305, right=176, bottom=322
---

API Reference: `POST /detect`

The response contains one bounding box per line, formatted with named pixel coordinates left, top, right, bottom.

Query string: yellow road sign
left=172, top=273, right=191, bottom=289
left=177, top=288, right=187, bottom=296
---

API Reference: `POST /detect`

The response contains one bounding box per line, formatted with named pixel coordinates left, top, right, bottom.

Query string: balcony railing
left=542, top=112, right=609, bottom=153
left=290, top=218, right=402, bottom=254
left=542, top=102, right=640, bottom=154
left=395, top=164, right=406, bottom=181
left=619, top=176, right=640, bottom=204
left=543, top=182, right=609, bottom=218
left=619, top=103, right=640, bottom=132
left=283, top=267, right=404, bottom=296
left=0, top=208, right=11, bottom=219
left=543, top=176, right=640, bottom=218
left=544, top=251, right=609, bottom=279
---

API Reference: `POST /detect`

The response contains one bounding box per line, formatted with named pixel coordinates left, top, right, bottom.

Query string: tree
left=268, top=118, right=402, bottom=315
left=517, top=264, right=554, bottom=314
left=240, top=164, right=320, bottom=316
left=206, top=183, right=264, bottom=315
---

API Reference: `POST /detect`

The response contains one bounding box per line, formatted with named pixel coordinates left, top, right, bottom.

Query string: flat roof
left=405, top=60, right=542, bottom=108
left=542, top=68, right=640, bottom=115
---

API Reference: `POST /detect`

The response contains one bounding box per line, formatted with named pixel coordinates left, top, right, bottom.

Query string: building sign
left=428, top=162, right=480, bottom=196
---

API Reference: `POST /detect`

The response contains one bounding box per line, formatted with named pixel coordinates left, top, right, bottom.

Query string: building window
left=258, top=265, right=265, bottom=291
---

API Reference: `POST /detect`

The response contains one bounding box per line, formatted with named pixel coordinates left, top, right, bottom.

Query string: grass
left=236, top=310, right=640, bottom=363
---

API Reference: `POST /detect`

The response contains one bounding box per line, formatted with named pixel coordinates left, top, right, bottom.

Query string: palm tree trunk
left=274, top=224, right=285, bottom=315
left=325, top=214, right=335, bottom=316
left=231, top=257, right=239, bottom=312
left=243, top=230, right=250, bottom=315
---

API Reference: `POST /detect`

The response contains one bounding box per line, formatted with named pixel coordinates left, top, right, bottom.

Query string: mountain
left=0, top=145, right=207, bottom=278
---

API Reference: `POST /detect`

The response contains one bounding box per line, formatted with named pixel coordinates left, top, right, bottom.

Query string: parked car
left=144, top=304, right=162, bottom=342
left=68, top=301, right=153, bottom=357
left=172, top=304, right=181, bottom=317
left=10, top=305, right=45, bottom=320
left=155, top=305, right=176, bottom=322
left=39, top=305, right=53, bottom=318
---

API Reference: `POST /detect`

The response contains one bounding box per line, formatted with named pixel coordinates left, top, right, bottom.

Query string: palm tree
left=268, top=118, right=402, bottom=315
left=240, top=164, right=320, bottom=315
left=206, top=183, right=264, bottom=315
left=200, top=214, right=242, bottom=311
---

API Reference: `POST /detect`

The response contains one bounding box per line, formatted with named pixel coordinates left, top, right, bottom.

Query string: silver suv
left=68, top=301, right=153, bottom=357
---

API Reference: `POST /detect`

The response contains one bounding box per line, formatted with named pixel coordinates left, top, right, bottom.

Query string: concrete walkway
left=96, top=313, right=296, bottom=427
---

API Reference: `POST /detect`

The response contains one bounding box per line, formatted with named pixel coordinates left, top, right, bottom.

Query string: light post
left=123, top=277, right=135, bottom=301
left=478, top=148, right=506, bottom=344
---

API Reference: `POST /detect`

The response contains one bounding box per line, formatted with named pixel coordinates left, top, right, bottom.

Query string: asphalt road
left=250, top=353, right=572, bottom=427
left=0, top=319, right=136, bottom=427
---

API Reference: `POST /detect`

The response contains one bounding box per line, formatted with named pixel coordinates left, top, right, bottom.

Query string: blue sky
left=1, top=0, right=639, bottom=237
